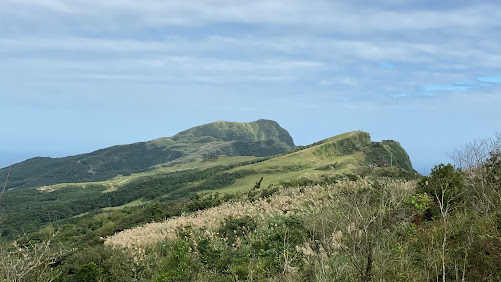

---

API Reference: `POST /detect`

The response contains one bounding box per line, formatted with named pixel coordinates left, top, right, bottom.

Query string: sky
left=1, top=0, right=501, bottom=173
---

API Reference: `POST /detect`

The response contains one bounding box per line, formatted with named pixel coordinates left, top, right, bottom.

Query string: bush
left=218, top=216, right=257, bottom=245
left=57, top=245, right=148, bottom=282
left=155, top=239, right=196, bottom=282
left=404, top=193, right=433, bottom=224
left=76, top=262, right=101, bottom=282
left=417, top=164, right=465, bottom=219
left=250, top=216, right=306, bottom=275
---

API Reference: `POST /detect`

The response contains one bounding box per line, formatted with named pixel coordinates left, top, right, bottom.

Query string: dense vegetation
left=4, top=128, right=496, bottom=281
left=0, top=163, right=260, bottom=238
left=3, top=154, right=498, bottom=281
left=0, top=130, right=414, bottom=240
left=103, top=149, right=500, bottom=281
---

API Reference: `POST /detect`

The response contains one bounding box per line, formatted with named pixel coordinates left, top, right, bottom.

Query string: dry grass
left=105, top=177, right=415, bottom=254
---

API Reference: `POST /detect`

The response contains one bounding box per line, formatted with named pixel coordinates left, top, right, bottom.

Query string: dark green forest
left=0, top=161, right=263, bottom=238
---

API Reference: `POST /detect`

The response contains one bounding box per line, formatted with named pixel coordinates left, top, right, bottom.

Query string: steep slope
left=104, top=131, right=417, bottom=254
left=0, top=119, right=295, bottom=189
left=200, top=131, right=416, bottom=194
left=0, top=130, right=415, bottom=238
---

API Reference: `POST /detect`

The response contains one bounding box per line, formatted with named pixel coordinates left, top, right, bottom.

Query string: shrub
left=57, top=245, right=148, bottom=282
left=76, top=262, right=101, bottom=282
left=218, top=216, right=257, bottom=245
left=417, top=164, right=465, bottom=219
left=405, top=193, right=433, bottom=224
left=155, top=239, right=196, bottom=282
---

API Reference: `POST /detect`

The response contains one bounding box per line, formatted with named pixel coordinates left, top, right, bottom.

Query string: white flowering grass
left=105, top=178, right=414, bottom=254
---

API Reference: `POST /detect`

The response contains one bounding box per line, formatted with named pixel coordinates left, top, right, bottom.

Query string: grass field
left=38, top=155, right=258, bottom=192
left=38, top=131, right=412, bottom=209
left=198, top=131, right=395, bottom=195
left=102, top=198, right=147, bottom=211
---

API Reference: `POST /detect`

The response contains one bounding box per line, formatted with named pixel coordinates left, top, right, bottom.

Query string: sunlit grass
left=102, top=199, right=148, bottom=211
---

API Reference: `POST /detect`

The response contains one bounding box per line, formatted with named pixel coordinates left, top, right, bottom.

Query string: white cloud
left=422, top=85, right=472, bottom=91
left=320, top=77, right=358, bottom=87
left=2, top=0, right=501, bottom=33
left=2, top=0, right=501, bottom=172
left=478, top=75, right=501, bottom=84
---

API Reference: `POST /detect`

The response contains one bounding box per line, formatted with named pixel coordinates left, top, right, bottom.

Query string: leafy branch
left=1, top=162, right=11, bottom=201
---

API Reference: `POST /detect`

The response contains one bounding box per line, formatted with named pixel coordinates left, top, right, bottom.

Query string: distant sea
left=0, top=152, right=37, bottom=169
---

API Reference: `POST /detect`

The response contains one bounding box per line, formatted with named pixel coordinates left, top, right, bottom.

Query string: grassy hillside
left=0, top=119, right=295, bottom=190
left=101, top=149, right=501, bottom=282
left=35, top=130, right=414, bottom=196
left=199, top=131, right=415, bottom=195
left=173, top=119, right=295, bottom=147
left=103, top=165, right=500, bottom=281
left=0, top=130, right=415, bottom=239
left=3, top=132, right=500, bottom=281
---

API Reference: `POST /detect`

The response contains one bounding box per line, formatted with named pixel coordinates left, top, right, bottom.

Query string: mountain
left=4, top=128, right=500, bottom=281
left=0, top=128, right=416, bottom=238
left=194, top=130, right=416, bottom=193
left=172, top=119, right=295, bottom=147
left=0, top=119, right=295, bottom=190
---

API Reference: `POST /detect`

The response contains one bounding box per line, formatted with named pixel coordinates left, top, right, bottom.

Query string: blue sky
left=1, top=0, right=501, bottom=173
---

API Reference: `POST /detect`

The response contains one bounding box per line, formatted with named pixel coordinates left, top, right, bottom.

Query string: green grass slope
left=0, top=119, right=295, bottom=189
left=0, top=130, right=415, bottom=238
left=173, top=119, right=295, bottom=147
left=200, top=131, right=416, bottom=194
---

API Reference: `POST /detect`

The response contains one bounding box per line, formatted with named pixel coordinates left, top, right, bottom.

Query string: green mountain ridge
left=0, top=128, right=416, bottom=239
left=172, top=119, right=295, bottom=147
left=200, top=130, right=416, bottom=194
left=1, top=119, right=295, bottom=189
left=3, top=129, right=499, bottom=282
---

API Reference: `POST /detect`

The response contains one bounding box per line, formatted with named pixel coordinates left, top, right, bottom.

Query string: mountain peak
left=172, top=119, right=295, bottom=147
left=2, top=119, right=296, bottom=189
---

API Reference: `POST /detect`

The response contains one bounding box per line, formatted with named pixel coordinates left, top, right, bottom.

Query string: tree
left=0, top=164, right=10, bottom=225
left=447, top=133, right=501, bottom=230
left=253, top=177, right=264, bottom=189
left=0, top=231, right=66, bottom=281
left=417, top=164, right=465, bottom=218
left=417, top=164, right=465, bottom=282
left=0, top=163, right=10, bottom=201
left=0, top=163, right=67, bottom=281
left=305, top=178, right=410, bottom=281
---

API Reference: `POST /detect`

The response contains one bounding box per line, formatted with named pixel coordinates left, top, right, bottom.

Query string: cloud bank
left=1, top=0, right=501, bottom=172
